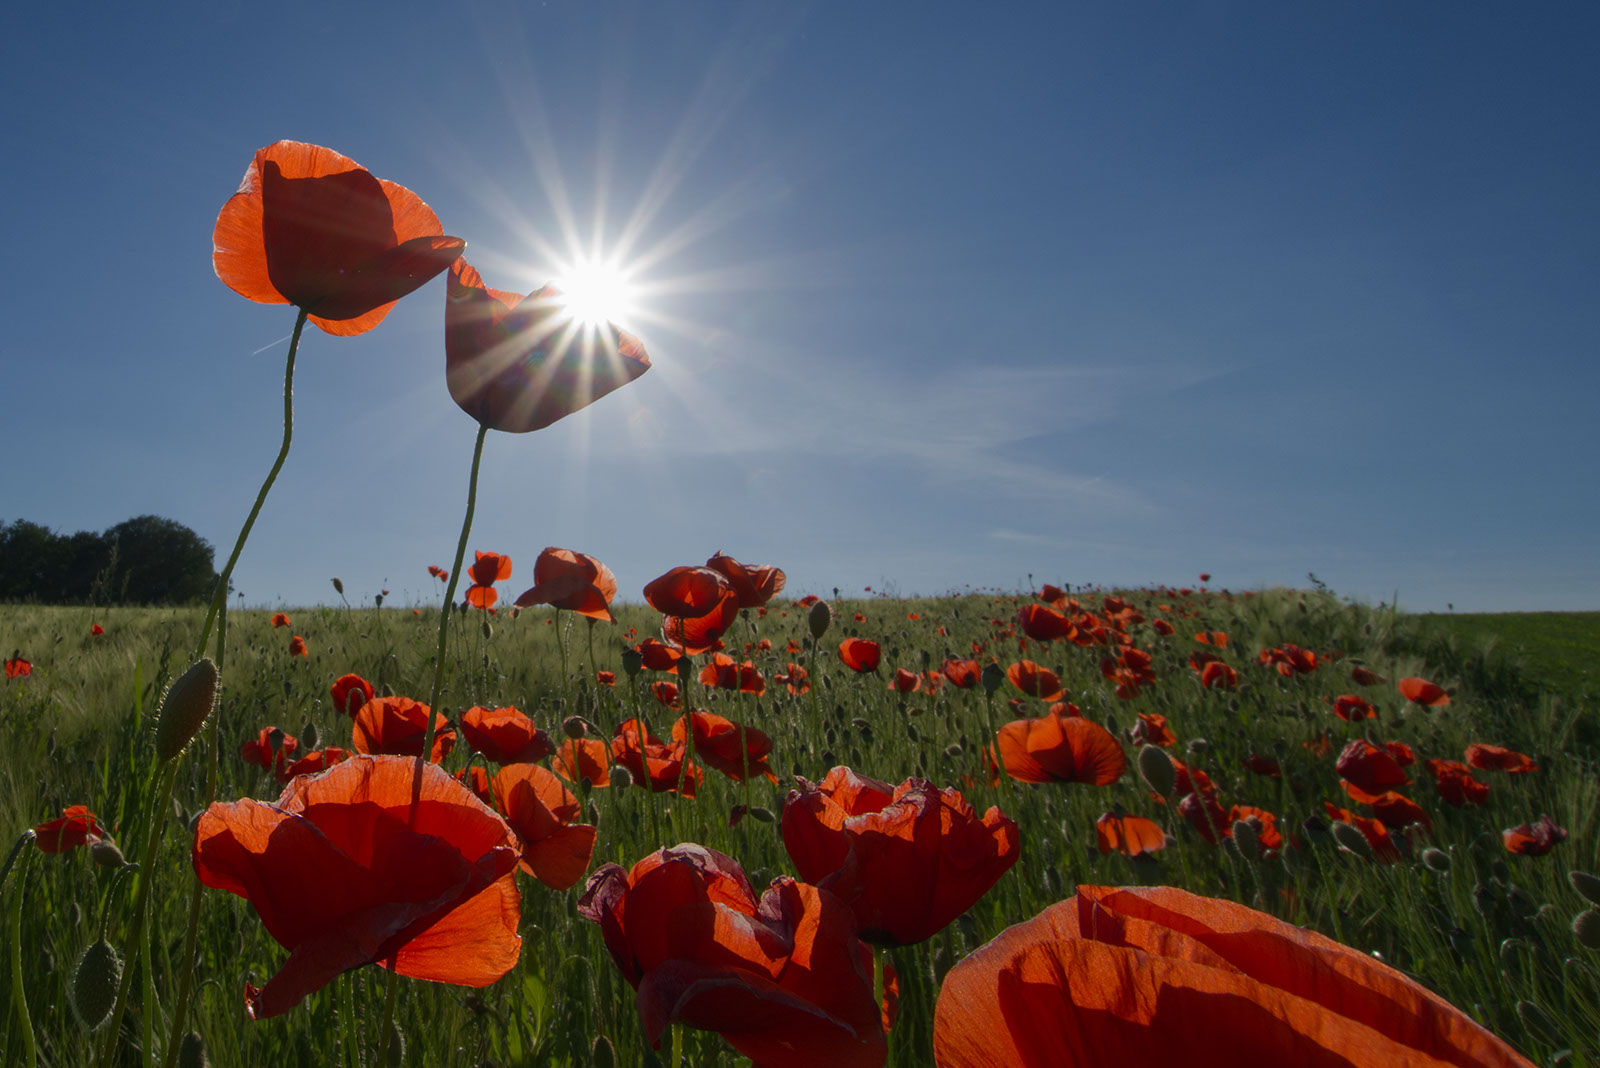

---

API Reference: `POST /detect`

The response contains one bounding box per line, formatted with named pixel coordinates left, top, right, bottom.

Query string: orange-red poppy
left=454, top=765, right=493, bottom=805
left=1426, top=758, right=1490, bottom=807
left=1193, top=630, right=1229, bottom=648
left=1094, top=812, right=1167, bottom=856
left=5, top=656, right=33, bottom=679
left=650, top=680, right=681, bottom=708
left=490, top=763, right=596, bottom=890
left=444, top=258, right=650, bottom=432
left=554, top=738, right=611, bottom=788
left=888, top=667, right=922, bottom=695
left=782, top=767, right=1019, bottom=946
left=34, top=805, right=103, bottom=853
left=1166, top=757, right=1214, bottom=800
left=776, top=662, right=811, bottom=695
left=997, top=710, right=1126, bottom=786
left=270, top=612, right=291, bottom=628
left=213, top=141, right=463, bottom=336
left=1350, top=665, right=1386, bottom=686
left=240, top=726, right=300, bottom=778
left=578, top=844, right=886, bottom=1068
left=287, top=635, right=308, bottom=657
left=514, top=546, right=618, bottom=622
left=279, top=747, right=350, bottom=783
left=329, top=673, right=375, bottom=717
left=427, top=565, right=449, bottom=582
left=942, top=657, right=981, bottom=689
left=697, top=653, right=766, bottom=695
left=1005, top=660, right=1064, bottom=702
left=1323, top=803, right=1404, bottom=863
left=1333, top=739, right=1410, bottom=794
left=351, top=696, right=456, bottom=763
left=1150, top=618, right=1174, bottom=636
left=194, top=755, right=520, bottom=1019
left=635, top=637, right=683, bottom=672
left=672, top=710, right=777, bottom=784
left=1178, top=789, right=1229, bottom=844
left=460, top=706, right=554, bottom=766
left=643, top=566, right=739, bottom=654
left=1465, top=744, right=1538, bottom=774
left=90, top=623, right=105, bottom=637
left=1198, top=660, right=1238, bottom=690
left=1016, top=603, right=1073, bottom=642
left=1131, top=713, right=1176, bottom=748
left=705, top=551, right=787, bottom=607
left=933, top=885, right=1535, bottom=1068
left=838, top=638, right=882, bottom=673
left=1503, top=814, right=1567, bottom=856
left=1398, top=676, right=1451, bottom=707
left=1330, top=694, right=1376, bottom=721
left=611, top=719, right=701, bottom=796
left=1229, top=806, right=1283, bottom=852
left=463, top=550, right=512, bottom=610
left=1258, top=643, right=1319, bottom=676
left=1338, top=781, right=1432, bottom=830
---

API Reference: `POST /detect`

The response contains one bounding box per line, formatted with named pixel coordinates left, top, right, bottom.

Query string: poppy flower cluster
left=643, top=566, right=739, bottom=654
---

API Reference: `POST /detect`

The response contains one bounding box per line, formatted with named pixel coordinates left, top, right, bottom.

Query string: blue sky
left=3, top=3, right=1596, bottom=612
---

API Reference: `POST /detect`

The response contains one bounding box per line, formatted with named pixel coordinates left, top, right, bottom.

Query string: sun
left=554, top=257, right=638, bottom=329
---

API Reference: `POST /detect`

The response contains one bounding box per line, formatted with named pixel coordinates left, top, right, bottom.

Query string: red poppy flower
left=1197, top=660, right=1238, bottom=690
left=1131, top=713, right=1176, bottom=748
left=650, top=680, right=681, bottom=708
left=941, top=657, right=981, bottom=689
left=1193, top=630, right=1229, bottom=648
left=1330, top=694, right=1375, bottom=721
left=445, top=258, right=650, bottom=433
left=351, top=696, right=456, bottom=763
left=1178, top=789, right=1229, bottom=844
left=1333, top=739, right=1410, bottom=794
left=1338, top=782, right=1432, bottom=830
left=287, top=635, right=308, bottom=658
left=1005, top=660, right=1064, bottom=702
left=460, top=706, right=554, bottom=766
left=329, top=673, right=375, bottom=717
left=1242, top=752, right=1282, bottom=777
left=1323, top=804, right=1404, bottom=863
left=887, top=667, right=921, bottom=695
left=89, top=623, right=105, bottom=636
left=34, top=805, right=103, bottom=853
left=1258, top=643, right=1319, bottom=676
left=1398, top=676, right=1451, bottom=707
left=1150, top=618, right=1174, bottom=636
left=643, top=566, right=740, bottom=654
left=578, top=844, right=885, bottom=1068
left=933, top=885, right=1535, bottom=1068
left=514, top=546, right=619, bottom=622
left=634, top=638, right=684, bottom=672
left=278, top=747, right=350, bottom=784
left=697, top=653, right=766, bottom=696
left=241, top=727, right=300, bottom=776
left=271, top=612, right=291, bottom=628
left=776, top=663, right=811, bottom=695
left=1229, top=806, right=1283, bottom=852
left=1465, top=744, right=1538, bottom=774
left=5, top=656, right=33, bottom=679
left=838, top=638, right=882, bottom=673
left=454, top=765, right=493, bottom=805
left=1165, top=758, right=1214, bottom=800
left=672, top=710, right=777, bottom=784
left=595, top=670, right=616, bottom=686
left=193, top=754, right=520, bottom=1019
left=611, top=719, right=701, bottom=796
left=782, top=768, right=1019, bottom=946
left=1385, top=740, right=1416, bottom=767
left=705, top=552, right=787, bottom=608
left=1349, top=665, right=1386, bottom=686
left=1094, top=812, right=1167, bottom=856
left=1426, top=758, right=1490, bottom=807
left=1016, top=603, right=1073, bottom=642
left=553, top=738, right=611, bottom=788
left=490, top=763, right=596, bottom=890
left=1503, top=814, right=1567, bottom=856
left=213, top=141, right=464, bottom=336
left=996, top=710, right=1126, bottom=786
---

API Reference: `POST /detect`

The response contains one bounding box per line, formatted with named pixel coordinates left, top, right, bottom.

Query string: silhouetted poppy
left=193, top=754, right=520, bottom=1018
left=329, top=673, right=375, bottom=717
left=351, top=696, right=456, bottom=763
left=467, top=551, right=512, bottom=587
left=213, top=141, right=464, bottom=336
left=288, top=635, right=308, bottom=658
left=611, top=719, right=700, bottom=796
left=1426, top=758, right=1489, bottom=807
left=672, top=710, right=777, bottom=784
left=782, top=768, right=1019, bottom=946
left=705, top=552, right=787, bottom=607
left=445, top=258, right=650, bottom=432
left=1005, top=660, right=1064, bottom=702
left=1198, top=660, right=1238, bottom=690
left=460, top=706, right=554, bottom=766
left=271, top=613, right=291, bottom=628
left=933, top=886, right=1535, bottom=1068
left=279, top=747, right=350, bottom=783
left=1398, top=676, right=1451, bottom=707
left=578, top=844, right=885, bottom=1068
left=643, top=566, right=740, bottom=654
left=554, top=738, right=611, bottom=788
left=514, top=546, right=619, bottom=622
left=241, top=726, right=300, bottom=777
left=5, top=657, right=32, bottom=679
left=1094, top=812, right=1167, bottom=856
left=838, top=638, right=882, bottom=673
left=1016, top=604, right=1072, bottom=642
left=996, top=710, right=1126, bottom=786
left=491, top=763, right=596, bottom=890
left=1131, top=713, right=1176, bottom=748
left=1334, top=739, right=1409, bottom=794
left=1331, top=694, right=1376, bottom=721
left=1503, top=814, right=1567, bottom=856
left=1465, top=744, right=1537, bottom=774
left=34, top=805, right=103, bottom=853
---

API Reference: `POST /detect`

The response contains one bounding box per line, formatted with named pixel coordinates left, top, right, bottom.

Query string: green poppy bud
left=154, top=658, right=219, bottom=763
left=70, top=938, right=123, bottom=1031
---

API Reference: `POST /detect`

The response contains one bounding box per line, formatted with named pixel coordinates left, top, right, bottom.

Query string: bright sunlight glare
left=555, top=258, right=637, bottom=329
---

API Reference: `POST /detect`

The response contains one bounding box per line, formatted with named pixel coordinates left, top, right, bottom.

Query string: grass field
left=1, top=587, right=1595, bottom=1066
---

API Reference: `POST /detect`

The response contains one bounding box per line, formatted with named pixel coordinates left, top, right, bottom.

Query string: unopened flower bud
left=89, top=839, right=126, bottom=869
left=299, top=721, right=319, bottom=752
left=981, top=662, right=1005, bottom=695
left=1330, top=820, right=1373, bottom=858
left=748, top=806, right=775, bottom=823
left=384, top=1020, right=406, bottom=1067
left=944, top=743, right=964, bottom=758
left=331, top=577, right=344, bottom=595
left=1516, top=1000, right=1561, bottom=1046
left=481, top=618, right=493, bottom=640
left=621, top=648, right=644, bottom=677
left=562, top=716, right=588, bottom=740
left=70, top=938, right=123, bottom=1031
left=608, top=766, right=634, bottom=789
left=266, top=727, right=286, bottom=753
left=591, top=1035, right=616, bottom=1068
left=1421, top=847, right=1451, bottom=872
left=808, top=600, right=833, bottom=641
left=1572, top=909, right=1600, bottom=949
left=1230, top=819, right=1259, bottom=859
left=154, top=659, right=219, bottom=763
left=177, top=1032, right=210, bottom=1068
left=1137, top=745, right=1175, bottom=798
left=1569, top=870, right=1600, bottom=905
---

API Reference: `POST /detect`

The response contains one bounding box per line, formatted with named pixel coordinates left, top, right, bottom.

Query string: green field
left=1, top=589, right=1596, bottom=1065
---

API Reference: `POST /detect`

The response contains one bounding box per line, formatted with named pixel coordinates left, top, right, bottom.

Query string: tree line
left=0, top=516, right=220, bottom=605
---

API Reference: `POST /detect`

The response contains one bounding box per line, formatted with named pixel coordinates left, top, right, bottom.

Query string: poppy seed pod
left=808, top=599, right=833, bottom=640
left=621, top=648, right=644, bottom=677
left=299, top=721, right=319, bottom=751
left=70, top=938, right=123, bottom=1031
left=1572, top=909, right=1600, bottom=950
left=154, top=658, right=220, bottom=762
left=1569, top=870, right=1600, bottom=905
left=178, top=1032, right=209, bottom=1068
left=980, top=662, right=1005, bottom=695
left=1137, top=744, right=1176, bottom=799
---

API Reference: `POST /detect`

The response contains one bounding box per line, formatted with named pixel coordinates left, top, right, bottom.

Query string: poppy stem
left=874, top=946, right=894, bottom=1068
left=190, top=307, right=308, bottom=664
left=6, top=842, right=36, bottom=1068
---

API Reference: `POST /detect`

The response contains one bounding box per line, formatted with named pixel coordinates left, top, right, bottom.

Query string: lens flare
left=555, top=258, right=636, bottom=328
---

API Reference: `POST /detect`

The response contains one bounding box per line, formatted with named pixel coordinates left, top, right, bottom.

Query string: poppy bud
left=562, top=715, right=588, bottom=740
left=1330, top=820, right=1372, bottom=858
left=608, top=766, right=633, bottom=789
left=1506, top=886, right=1537, bottom=920
left=1186, top=737, right=1210, bottom=754
left=70, top=938, right=123, bottom=1031
left=808, top=600, right=833, bottom=640
left=299, top=721, right=319, bottom=752
left=384, top=1020, right=406, bottom=1067
left=981, top=663, right=1005, bottom=695
left=1573, top=909, right=1600, bottom=949
left=1569, top=870, right=1600, bottom=905
left=592, top=1035, right=616, bottom=1068
left=1421, top=847, right=1451, bottom=872
left=154, top=658, right=220, bottom=763
left=331, top=577, right=344, bottom=595
left=1137, top=745, right=1175, bottom=799
left=748, top=806, right=775, bottom=823
left=1230, top=820, right=1259, bottom=859
left=89, top=839, right=126, bottom=869
left=1472, top=883, right=1497, bottom=918
left=621, top=648, right=644, bottom=677
left=1516, top=1000, right=1561, bottom=1046
left=267, top=727, right=286, bottom=753
left=178, top=1032, right=210, bottom=1068
left=481, top=618, right=494, bottom=640
left=374, top=593, right=384, bottom=608
left=944, top=743, right=964, bottom=758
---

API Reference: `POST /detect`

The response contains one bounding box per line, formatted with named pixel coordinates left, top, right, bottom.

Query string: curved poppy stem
left=191, top=307, right=308, bottom=664
left=7, top=843, right=36, bottom=1068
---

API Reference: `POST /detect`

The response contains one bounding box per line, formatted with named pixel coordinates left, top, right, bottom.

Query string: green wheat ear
left=154, top=658, right=219, bottom=763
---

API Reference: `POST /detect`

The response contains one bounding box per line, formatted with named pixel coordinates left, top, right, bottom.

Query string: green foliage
left=0, top=516, right=220, bottom=606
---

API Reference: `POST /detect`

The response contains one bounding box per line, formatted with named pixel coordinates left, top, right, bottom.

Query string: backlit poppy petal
left=838, top=638, right=881, bottom=673
left=491, top=763, right=597, bottom=889
left=997, top=711, right=1126, bottom=786
left=705, top=552, right=787, bottom=608
left=1094, top=812, right=1167, bottom=856
left=1464, top=744, right=1538, bottom=774
left=34, top=805, right=104, bottom=853
left=1399, top=676, right=1451, bottom=707
left=351, top=696, right=456, bottom=763
left=460, top=706, right=553, bottom=766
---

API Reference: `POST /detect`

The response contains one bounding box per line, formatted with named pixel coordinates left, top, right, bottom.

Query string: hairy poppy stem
left=6, top=841, right=37, bottom=1068
left=191, top=307, right=307, bottom=664
left=874, top=947, right=894, bottom=1068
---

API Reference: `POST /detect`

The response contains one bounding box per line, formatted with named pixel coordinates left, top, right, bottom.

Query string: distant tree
left=0, top=520, right=66, bottom=601
left=102, top=515, right=218, bottom=604
left=0, top=515, right=217, bottom=605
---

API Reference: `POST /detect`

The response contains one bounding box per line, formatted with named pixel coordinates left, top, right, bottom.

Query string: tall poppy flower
left=213, top=141, right=464, bottom=336
left=1503, top=814, right=1567, bottom=856
left=459, top=706, right=553, bottom=766
left=1016, top=604, right=1072, bottom=642
left=838, top=638, right=882, bottom=673
left=705, top=552, right=787, bottom=608
left=578, top=844, right=886, bottom=1068
left=1198, top=660, right=1238, bottom=690
left=941, top=658, right=982, bottom=689
left=673, top=710, right=778, bottom=784
left=240, top=727, right=300, bottom=778
left=193, top=755, right=520, bottom=1019
left=611, top=719, right=701, bottom=796
left=933, top=886, right=1535, bottom=1068
left=34, top=805, right=103, bottom=853
left=514, top=546, right=619, bottom=622
left=642, top=566, right=740, bottom=654
left=464, top=550, right=511, bottom=610
left=490, top=763, right=596, bottom=890
left=329, top=673, right=375, bottom=717
left=996, top=710, right=1126, bottom=787
left=1399, top=676, right=1451, bottom=707
left=887, top=667, right=921, bottom=695
left=445, top=258, right=650, bottom=433
left=1331, top=694, right=1376, bottom=721
left=782, top=767, right=1019, bottom=947
left=287, top=635, right=308, bottom=658
left=698, top=653, right=766, bottom=695
left=635, top=637, right=684, bottom=672
left=1130, top=713, right=1176, bottom=748
left=271, top=612, right=291, bottom=628
left=351, top=696, right=456, bottom=763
